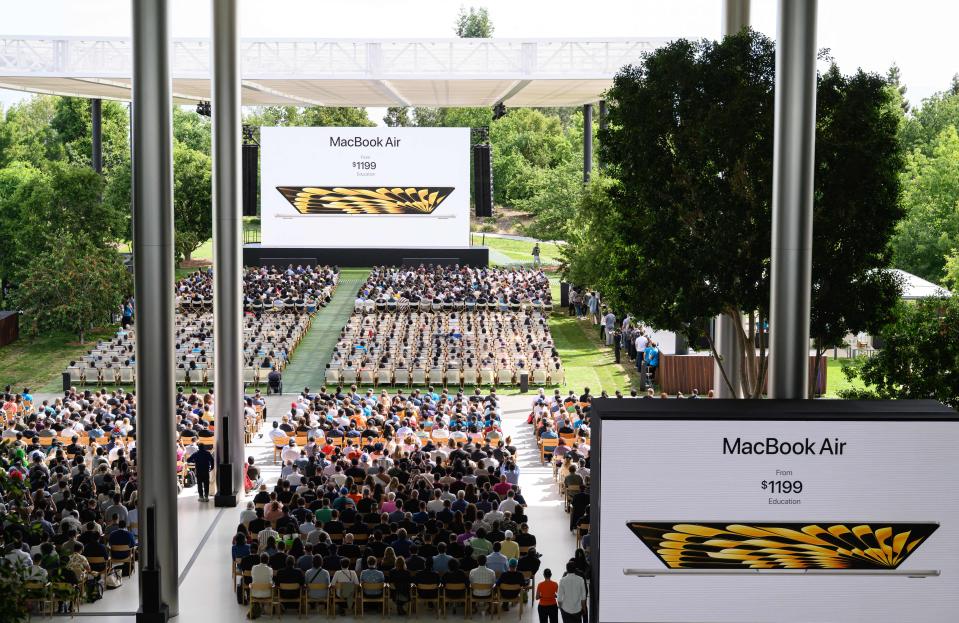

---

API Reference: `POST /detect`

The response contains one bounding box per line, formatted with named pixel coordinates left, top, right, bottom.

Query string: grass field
left=824, top=357, right=869, bottom=398
left=471, top=234, right=563, bottom=266
left=0, top=326, right=120, bottom=393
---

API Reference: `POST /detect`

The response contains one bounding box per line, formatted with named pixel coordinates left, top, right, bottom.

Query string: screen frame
left=589, top=399, right=958, bottom=623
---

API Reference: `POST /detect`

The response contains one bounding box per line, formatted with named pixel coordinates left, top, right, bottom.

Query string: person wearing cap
left=499, top=529, right=520, bottom=560
left=497, top=557, right=526, bottom=606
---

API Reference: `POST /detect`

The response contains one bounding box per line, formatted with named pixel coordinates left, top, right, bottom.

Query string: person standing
left=532, top=243, right=541, bottom=268
left=603, top=310, right=616, bottom=346
left=536, top=567, right=559, bottom=623
left=187, top=443, right=215, bottom=502
left=634, top=331, right=649, bottom=374
left=644, top=340, right=661, bottom=385
left=557, top=561, right=588, bottom=623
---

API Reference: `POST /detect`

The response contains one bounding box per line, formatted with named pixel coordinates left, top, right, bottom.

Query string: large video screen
left=593, top=401, right=959, bottom=623
left=260, top=127, right=470, bottom=248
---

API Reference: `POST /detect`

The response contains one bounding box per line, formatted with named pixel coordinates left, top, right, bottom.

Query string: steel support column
left=713, top=0, right=751, bottom=398
left=723, top=0, right=751, bottom=36
left=212, top=0, right=245, bottom=506
left=131, top=0, right=177, bottom=619
left=768, top=0, right=817, bottom=398
left=598, top=100, right=607, bottom=171
left=91, top=99, right=102, bottom=174
left=583, top=102, right=593, bottom=183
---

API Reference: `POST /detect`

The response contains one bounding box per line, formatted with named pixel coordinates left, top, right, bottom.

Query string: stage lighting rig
left=492, top=101, right=507, bottom=120
left=196, top=101, right=211, bottom=117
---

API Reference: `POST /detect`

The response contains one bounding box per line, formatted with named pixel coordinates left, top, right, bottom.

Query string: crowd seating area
left=64, top=265, right=337, bottom=387
left=1, top=388, right=267, bottom=615
left=530, top=389, right=592, bottom=551
left=176, top=265, right=339, bottom=312
left=64, top=313, right=312, bottom=387
left=233, top=386, right=543, bottom=618
left=356, top=265, right=551, bottom=308
left=330, top=266, right=563, bottom=387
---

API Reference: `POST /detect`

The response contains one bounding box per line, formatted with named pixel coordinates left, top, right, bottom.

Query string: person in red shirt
left=536, top=567, right=559, bottom=623
left=492, top=475, right=513, bottom=497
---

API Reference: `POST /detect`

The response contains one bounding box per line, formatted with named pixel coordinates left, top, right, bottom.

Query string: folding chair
left=359, top=582, right=389, bottom=616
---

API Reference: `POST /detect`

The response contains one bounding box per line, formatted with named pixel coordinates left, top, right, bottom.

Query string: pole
left=713, top=0, right=751, bottom=398
left=769, top=0, right=817, bottom=399
left=722, top=0, right=751, bottom=36
left=212, top=0, right=245, bottom=506
left=583, top=103, right=593, bottom=184
left=598, top=99, right=607, bottom=171
left=91, top=99, right=102, bottom=174
left=131, top=0, right=177, bottom=618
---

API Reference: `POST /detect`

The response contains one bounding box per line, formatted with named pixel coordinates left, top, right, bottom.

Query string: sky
left=1, top=0, right=956, bottom=122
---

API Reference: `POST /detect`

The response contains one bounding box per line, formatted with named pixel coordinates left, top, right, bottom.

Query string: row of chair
left=242, top=580, right=528, bottom=619
left=324, top=366, right=565, bottom=388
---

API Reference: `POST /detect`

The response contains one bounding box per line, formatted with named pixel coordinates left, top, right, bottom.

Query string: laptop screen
left=626, top=522, right=940, bottom=570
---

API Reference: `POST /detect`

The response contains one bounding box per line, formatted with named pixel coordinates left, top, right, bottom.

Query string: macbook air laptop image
left=622, top=521, right=940, bottom=577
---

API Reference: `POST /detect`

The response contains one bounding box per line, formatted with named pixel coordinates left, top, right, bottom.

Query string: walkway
left=279, top=268, right=368, bottom=393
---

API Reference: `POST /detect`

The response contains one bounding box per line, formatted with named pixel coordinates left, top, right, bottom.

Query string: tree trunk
left=810, top=338, right=825, bottom=399
left=705, top=331, right=736, bottom=396
left=78, top=328, right=85, bottom=344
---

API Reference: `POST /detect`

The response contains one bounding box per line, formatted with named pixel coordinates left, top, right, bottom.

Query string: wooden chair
left=305, top=582, right=331, bottom=615
left=521, top=570, right=536, bottom=605
left=273, top=435, right=289, bottom=464
left=359, top=582, right=388, bottom=616
left=24, top=581, right=52, bottom=617
left=576, top=519, right=591, bottom=548
left=564, top=484, right=582, bottom=512
left=275, top=583, right=305, bottom=616
left=109, top=543, right=136, bottom=576
left=331, top=581, right=359, bottom=615
left=496, top=584, right=525, bottom=619
left=50, top=581, right=82, bottom=615
left=469, top=584, right=496, bottom=617
left=248, top=583, right=275, bottom=618
left=539, top=439, right=558, bottom=464
left=412, top=582, right=441, bottom=617
left=441, top=582, right=469, bottom=618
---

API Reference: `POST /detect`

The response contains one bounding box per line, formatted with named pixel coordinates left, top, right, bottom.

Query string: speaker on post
left=472, top=143, right=493, bottom=217
left=242, top=143, right=259, bottom=217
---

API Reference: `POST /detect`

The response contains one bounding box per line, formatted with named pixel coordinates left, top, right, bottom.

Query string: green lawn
left=0, top=326, right=120, bottom=393
left=471, top=234, right=563, bottom=265
left=824, top=357, right=869, bottom=398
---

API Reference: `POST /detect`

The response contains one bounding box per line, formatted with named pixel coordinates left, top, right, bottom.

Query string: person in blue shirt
left=644, top=341, right=660, bottom=383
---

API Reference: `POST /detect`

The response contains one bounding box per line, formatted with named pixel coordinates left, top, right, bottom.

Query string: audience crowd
left=176, top=265, right=339, bottom=312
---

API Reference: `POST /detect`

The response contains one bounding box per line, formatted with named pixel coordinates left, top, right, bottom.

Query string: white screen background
left=598, top=419, right=959, bottom=623
left=260, top=126, right=470, bottom=248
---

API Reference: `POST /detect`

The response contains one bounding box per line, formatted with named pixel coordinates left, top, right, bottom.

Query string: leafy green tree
left=944, top=251, right=959, bottom=291
left=490, top=108, right=573, bottom=205
left=173, top=107, right=212, bottom=155
left=173, top=144, right=213, bottom=262
left=455, top=6, right=494, bottom=38
left=808, top=66, right=905, bottom=395
left=514, top=161, right=583, bottom=239
left=12, top=234, right=130, bottom=343
left=1, top=96, right=64, bottom=166
left=900, top=90, right=959, bottom=154
left=886, top=63, right=909, bottom=114
left=561, top=175, right=631, bottom=292
left=891, top=126, right=959, bottom=283
left=0, top=161, right=53, bottom=297
left=383, top=107, right=413, bottom=127
left=589, top=30, right=903, bottom=398
left=847, top=297, right=959, bottom=407
left=243, top=105, right=374, bottom=142
left=50, top=97, right=129, bottom=171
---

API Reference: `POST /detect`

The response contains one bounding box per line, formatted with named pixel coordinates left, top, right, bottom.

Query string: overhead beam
left=496, top=79, right=532, bottom=104
left=242, top=80, right=324, bottom=106
left=367, top=79, right=411, bottom=106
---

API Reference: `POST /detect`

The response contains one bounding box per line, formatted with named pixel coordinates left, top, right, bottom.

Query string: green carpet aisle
left=279, top=268, right=368, bottom=392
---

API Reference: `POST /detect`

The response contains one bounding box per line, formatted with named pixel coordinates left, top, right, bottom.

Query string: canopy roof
left=0, top=36, right=669, bottom=107
left=891, top=269, right=952, bottom=300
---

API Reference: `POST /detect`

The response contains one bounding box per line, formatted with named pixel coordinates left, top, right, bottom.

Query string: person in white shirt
left=250, top=554, right=273, bottom=598
left=468, top=556, right=497, bottom=598
left=239, top=502, right=257, bottom=527
left=557, top=562, right=588, bottom=623
left=267, top=421, right=288, bottom=443
left=280, top=439, right=300, bottom=464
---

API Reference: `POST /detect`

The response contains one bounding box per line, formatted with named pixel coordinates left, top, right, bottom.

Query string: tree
left=900, top=89, right=959, bottom=154
left=808, top=66, right=905, bottom=395
left=383, top=107, right=413, bottom=127
left=0, top=161, right=53, bottom=298
left=1, top=96, right=64, bottom=166
left=944, top=250, right=959, bottom=291
left=173, top=107, right=212, bottom=155
left=886, top=63, right=909, bottom=114
left=455, top=6, right=493, bottom=38
left=891, top=126, right=959, bottom=283
left=243, top=105, right=374, bottom=141
left=587, top=30, right=904, bottom=398
left=50, top=97, right=130, bottom=171
left=12, top=234, right=130, bottom=343
left=490, top=108, right=573, bottom=205
left=848, top=297, right=959, bottom=408
left=173, top=144, right=213, bottom=262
